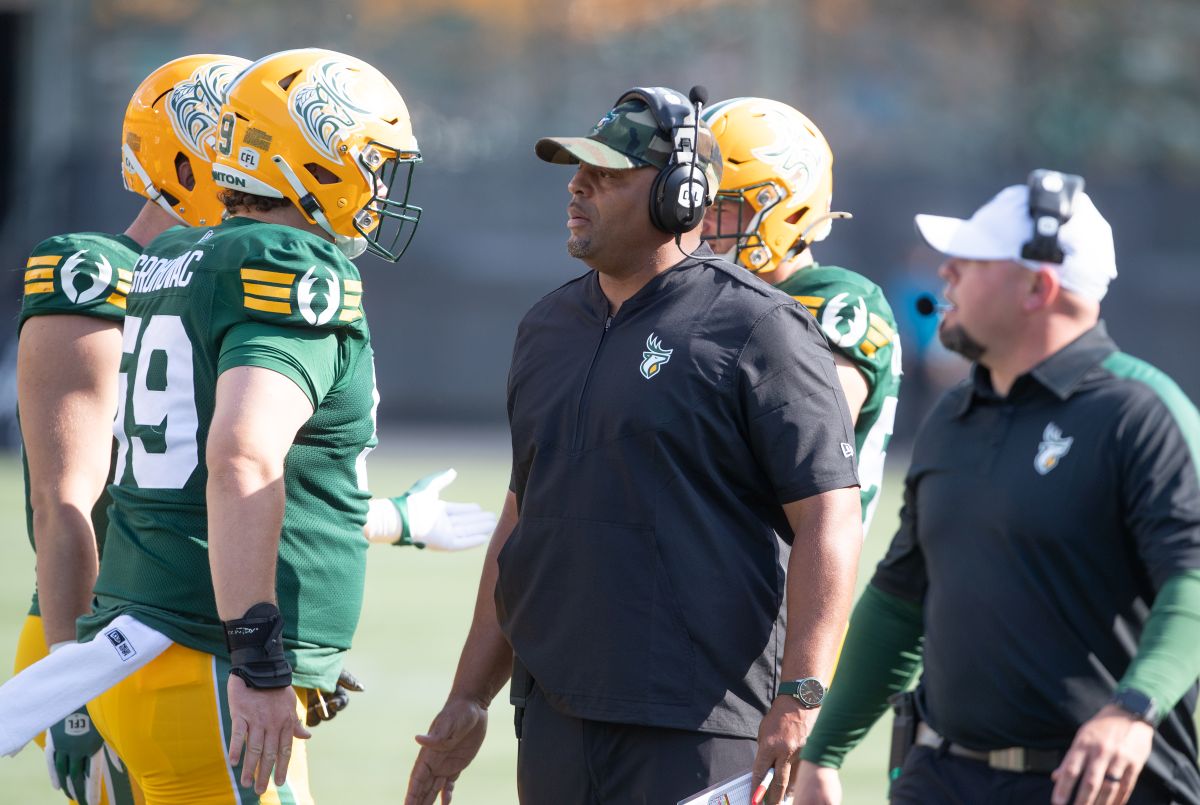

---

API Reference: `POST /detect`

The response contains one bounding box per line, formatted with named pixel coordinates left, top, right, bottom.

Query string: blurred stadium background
left=0, top=0, right=1198, bottom=801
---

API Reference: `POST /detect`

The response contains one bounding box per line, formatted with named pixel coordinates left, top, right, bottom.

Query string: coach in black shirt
left=405, top=88, right=863, bottom=805
left=795, top=173, right=1200, bottom=805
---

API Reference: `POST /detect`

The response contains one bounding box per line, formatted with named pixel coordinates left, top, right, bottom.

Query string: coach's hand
left=754, top=697, right=816, bottom=804
left=405, top=696, right=488, bottom=805
left=791, top=759, right=843, bottom=805
left=227, top=675, right=311, bottom=796
left=1051, top=704, right=1154, bottom=805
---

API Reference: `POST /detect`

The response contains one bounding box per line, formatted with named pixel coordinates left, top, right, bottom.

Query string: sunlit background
left=1, top=0, right=1198, bottom=801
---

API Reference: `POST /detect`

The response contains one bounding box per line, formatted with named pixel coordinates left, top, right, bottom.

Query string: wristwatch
left=1111, top=687, right=1159, bottom=725
left=777, top=677, right=826, bottom=709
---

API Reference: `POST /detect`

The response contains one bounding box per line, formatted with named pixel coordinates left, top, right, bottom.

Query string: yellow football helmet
left=122, top=54, right=251, bottom=227
left=700, top=97, right=836, bottom=273
left=212, top=48, right=422, bottom=261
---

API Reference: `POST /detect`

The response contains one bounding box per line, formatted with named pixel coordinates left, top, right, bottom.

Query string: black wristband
left=223, top=602, right=293, bottom=689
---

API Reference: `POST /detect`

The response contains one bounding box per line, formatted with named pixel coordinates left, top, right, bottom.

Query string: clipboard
left=676, top=771, right=753, bottom=805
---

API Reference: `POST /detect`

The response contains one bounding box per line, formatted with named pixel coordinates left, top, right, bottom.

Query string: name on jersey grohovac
left=131, top=249, right=203, bottom=294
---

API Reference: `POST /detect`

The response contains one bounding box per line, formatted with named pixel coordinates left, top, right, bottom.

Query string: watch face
left=798, top=678, right=825, bottom=708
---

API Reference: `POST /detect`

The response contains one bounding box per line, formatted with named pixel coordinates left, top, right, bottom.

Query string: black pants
left=891, top=745, right=1181, bottom=805
left=516, top=684, right=756, bottom=805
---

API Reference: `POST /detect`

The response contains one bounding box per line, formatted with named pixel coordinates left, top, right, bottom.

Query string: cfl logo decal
left=640, top=333, right=673, bottom=380
left=299, top=265, right=341, bottom=326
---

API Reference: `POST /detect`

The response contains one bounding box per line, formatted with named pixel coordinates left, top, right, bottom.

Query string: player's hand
left=226, top=675, right=311, bottom=796
left=86, top=743, right=137, bottom=805
left=390, top=469, right=497, bottom=551
left=45, top=706, right=105, bottom=804
left=1051, top=704, right=1155, bottom=805
left=791, top=759, right=843, bottom=805
left=305, top=668, right=366, bottom=727
left=754, top=697, right=816, bottom=804
left=405, top=696, right=489, bottom=805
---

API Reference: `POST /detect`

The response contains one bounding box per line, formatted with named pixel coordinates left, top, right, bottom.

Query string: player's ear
left=175, top=153, right=195, bottom=191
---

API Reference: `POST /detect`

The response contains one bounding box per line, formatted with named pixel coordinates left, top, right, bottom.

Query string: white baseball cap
left=914, top=184, right=1117, bottom=301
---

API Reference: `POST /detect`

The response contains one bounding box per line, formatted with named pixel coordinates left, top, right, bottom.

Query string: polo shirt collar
left=957, top=322, right=1117, bottom=416
left=622, top=242, right=715, bottom=312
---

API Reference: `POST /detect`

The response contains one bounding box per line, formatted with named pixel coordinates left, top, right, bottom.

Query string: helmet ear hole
left=304, top=162, right=340, bottom=185
left=785, top=206, right=808, bottom=226
left=174, top=153, right=196, bottom=190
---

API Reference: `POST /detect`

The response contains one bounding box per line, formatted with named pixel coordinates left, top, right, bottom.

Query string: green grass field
left=0, top=430, right=895, bottom=803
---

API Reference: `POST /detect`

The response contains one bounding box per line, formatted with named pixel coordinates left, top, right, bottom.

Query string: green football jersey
left=775, top=264, right=901, bottom=533
left=19, top=232, right=140, bottom=615
left=77, top=217, right=377, bottom=690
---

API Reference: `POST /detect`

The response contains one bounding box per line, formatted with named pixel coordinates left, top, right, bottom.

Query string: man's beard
left=939, top=322, right=986, bottom=362
left=567, top=235, right=593, bottom=259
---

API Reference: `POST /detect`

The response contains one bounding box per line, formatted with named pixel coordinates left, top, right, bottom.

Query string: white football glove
left=365, top=469, right=496, bottom=551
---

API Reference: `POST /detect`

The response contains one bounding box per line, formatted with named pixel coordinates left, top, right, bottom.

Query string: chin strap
left=271, top=155, right=365, bottom=258
left=122, top=144, right=187, bottom=225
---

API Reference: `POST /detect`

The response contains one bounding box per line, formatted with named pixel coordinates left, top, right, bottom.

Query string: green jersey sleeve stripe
left=1102, top=352, right=1200, bottom=482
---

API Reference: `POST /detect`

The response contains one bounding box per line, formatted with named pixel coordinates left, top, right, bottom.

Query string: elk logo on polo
left=298, top=265, right=341, bottom=326
left=640, top=333, right=673, bottom=380
left=820, top=293, right=870, bottom=349
left=61, top=250, right=113, bottom=305
left=1034, top=422, right=1073, bottom=475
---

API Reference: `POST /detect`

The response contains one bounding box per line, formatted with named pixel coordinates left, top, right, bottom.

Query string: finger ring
left=1104, top=773, right=1121, bottom=783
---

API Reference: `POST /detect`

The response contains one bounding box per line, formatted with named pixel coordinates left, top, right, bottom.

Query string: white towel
left=0, top=614, right=173, bottom=756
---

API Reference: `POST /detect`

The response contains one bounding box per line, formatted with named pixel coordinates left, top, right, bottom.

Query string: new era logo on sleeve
left=841, top=442, right=855, bottom=458
left=105, top=627, right=138, bottom=662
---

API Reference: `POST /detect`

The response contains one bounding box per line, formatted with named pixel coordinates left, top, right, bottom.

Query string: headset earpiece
left=615, top=85, right=710, bottom=236
left=1021, top=169, right=1084, bottom=264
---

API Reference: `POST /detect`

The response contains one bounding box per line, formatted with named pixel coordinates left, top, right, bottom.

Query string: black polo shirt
left=497, top=246, right=859, bottom=738
left=873, top=323, right=1200, bottom=789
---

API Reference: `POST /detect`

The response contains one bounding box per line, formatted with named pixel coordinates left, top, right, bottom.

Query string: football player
left=73, top=48, right=428, bottom=804
left=701, top=98, right=901, bottom=533
left=14, top=53, right=250, bottom=805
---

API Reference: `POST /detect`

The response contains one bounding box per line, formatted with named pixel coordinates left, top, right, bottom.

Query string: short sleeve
left=737, top=302, right=860, bottom=504
left=20, top=234, right=137, bottom=327
left=1117, top=387, right=1200, bottom=589
left=790, top=271, right=900, bottom=384
left=218, top=321, right=342, bottom=408
left=869, top=469, right=928, bottom=604
left=235, top=233, right=365, bottom=332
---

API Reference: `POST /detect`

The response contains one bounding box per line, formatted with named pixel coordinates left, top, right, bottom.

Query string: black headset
left=1021, top=169, right=1085, bottom=264
left=614, top=85, right=711, bottom=235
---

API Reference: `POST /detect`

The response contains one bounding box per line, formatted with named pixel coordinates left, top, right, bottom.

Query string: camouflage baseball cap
left=535, top=98, right=722, bottom=192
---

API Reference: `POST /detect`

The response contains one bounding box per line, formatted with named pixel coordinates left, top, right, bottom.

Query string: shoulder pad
left=788, top=269, right=897, bottom=363
left=236, top=232, right=363, bottom=329
left=23, top=233, right=138, bottom=319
